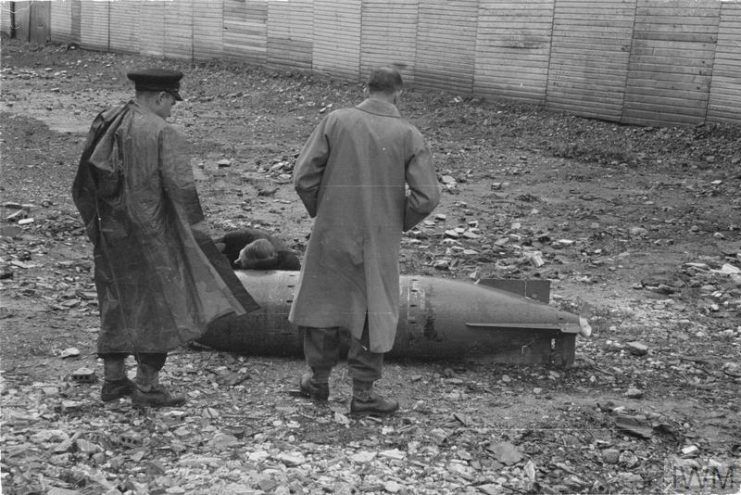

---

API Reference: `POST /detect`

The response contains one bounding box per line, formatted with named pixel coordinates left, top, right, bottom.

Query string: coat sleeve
left=72, top=116, right=105, bottom=244
left=293, top=117, right=331, bottom=218
left=72, top=106, right=128, bottom=244
left=403, top=132, right=440, bottom=231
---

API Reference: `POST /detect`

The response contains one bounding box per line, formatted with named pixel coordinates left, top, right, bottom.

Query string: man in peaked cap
left=126, top=68, right=183, bottom=118
left=128, top=68, right=183, bottom=99
left=72, top=68, right=259, bottom=408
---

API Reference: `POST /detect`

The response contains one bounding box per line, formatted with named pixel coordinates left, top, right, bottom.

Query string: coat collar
left=356, top=98, right=401, bottom=118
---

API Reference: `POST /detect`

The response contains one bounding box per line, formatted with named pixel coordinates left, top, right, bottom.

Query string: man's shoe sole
left=131, top=390, right=186, bottom=408
left=350, top=402, right=399, bottom=418
left=349, top=408, right=399, bottom=418
left=132, top=398, right=186, bottom=408
left=350, top=409, right=397, bottom=418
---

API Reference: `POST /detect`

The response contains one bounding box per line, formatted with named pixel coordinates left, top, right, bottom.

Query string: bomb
left=199, top=271, right=591, bottom=367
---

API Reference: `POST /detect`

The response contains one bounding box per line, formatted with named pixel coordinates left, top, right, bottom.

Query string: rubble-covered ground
left=1, top=39, right=740, bottom=495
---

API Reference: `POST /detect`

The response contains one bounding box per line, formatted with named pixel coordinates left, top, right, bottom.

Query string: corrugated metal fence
left=3, top=0, right=740, bottom=126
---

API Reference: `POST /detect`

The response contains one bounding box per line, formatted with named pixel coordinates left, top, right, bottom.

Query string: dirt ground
left=1, top=39, right=740, bottom=495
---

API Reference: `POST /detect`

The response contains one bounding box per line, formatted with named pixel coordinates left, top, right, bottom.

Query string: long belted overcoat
left=288, top=98, right=440, bottom=353
left=72, top=102, right=258, bottom=354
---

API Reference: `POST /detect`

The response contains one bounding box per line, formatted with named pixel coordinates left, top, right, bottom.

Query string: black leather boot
left=350, top=381, right=399, bottom=417
left=299, top=372, right=329, bottom=401
left=132, top=361, right=185, bottom=408
left=131, top=384, right=186, bottom=408
left=101, top=356, right=135, bottom=402
left=101, top=378, right=136, bottom=402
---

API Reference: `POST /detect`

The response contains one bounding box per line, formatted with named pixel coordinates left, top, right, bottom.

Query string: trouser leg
left=348, top=316, right=384, bottom=399
left=134, top=353, right=167, bottom=392
left=100, top=352, right=127, bottom=381
left=302, top=326, right=340, bottom=383
left=99, top=352, right=136, bottom=402
left=347, top=315, right=398, bottom=416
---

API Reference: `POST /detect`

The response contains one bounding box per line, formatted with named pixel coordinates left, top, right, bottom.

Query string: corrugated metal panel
left=50, top=0, right=74, bottom=44
left=546, top=0, right=635, bottom=121
left=224, top=0, right=267, bottom=64
left=71, top=0, right=81, bottom=42
left=623, top=0, right=720, bottom=126
left=267, top=0, right=313, bottom=71
left=1, top=1, right=13, bottom=37
left=30, top=1, right=51, bottom=44
left=79, top=0, right=109, bottom=51
left=193, top=0, right=223, bottom=61
left=707, top=1, right=741, bottom=125
left=165, top=0, right=193, bottom=60
left=360, top=0, right=417, bottom=84
left=415, top=0, right=476, bottom=95
left=475, top=0, right=554, bottom=104
left=38, top=0, right=741, bottom=127
left=139, top=0, right=165, bottom=57
left=312, top=0, right=361, bottom=79
left=12, top=1, right=31, bottom=41
left=109, top=1, right=139, bottom=54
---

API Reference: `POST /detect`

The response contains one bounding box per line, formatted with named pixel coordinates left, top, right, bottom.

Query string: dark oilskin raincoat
left=289, top=98, right=440, bottom=353
left=73, top=102, right=258, bottom=354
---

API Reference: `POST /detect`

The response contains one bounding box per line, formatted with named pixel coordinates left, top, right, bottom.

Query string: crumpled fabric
left=73, top=101, right=258, bottom=353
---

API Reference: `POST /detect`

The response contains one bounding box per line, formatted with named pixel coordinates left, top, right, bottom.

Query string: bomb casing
left=199, top=271, right=591, bottom=367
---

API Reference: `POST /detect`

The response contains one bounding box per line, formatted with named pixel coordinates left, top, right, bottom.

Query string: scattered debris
left=489, top=441, right=524, bottom=466
left=59, top=347, right=81, bottom=359
left=615, top=414, right=653, bottom=440
left=626, top=342, right=649, bottom=356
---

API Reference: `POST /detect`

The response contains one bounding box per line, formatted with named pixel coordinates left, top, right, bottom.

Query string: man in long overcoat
left=73, top=69, right=258, bottom=407
left=289, top=67, right=440, bottom=416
